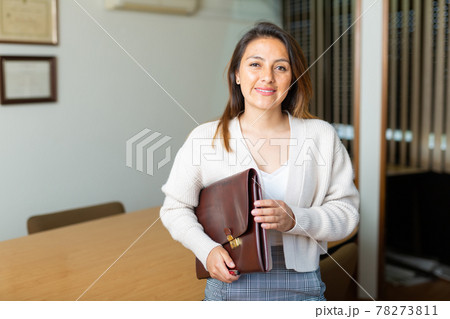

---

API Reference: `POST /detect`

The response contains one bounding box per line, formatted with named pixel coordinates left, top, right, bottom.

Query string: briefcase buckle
left=224, top=228, right=241, bottom=249
left=226, top=235, right=242, bottom=249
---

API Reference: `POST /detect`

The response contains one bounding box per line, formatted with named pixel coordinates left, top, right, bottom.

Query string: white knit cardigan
left=160, top=112, right=360, bottom=272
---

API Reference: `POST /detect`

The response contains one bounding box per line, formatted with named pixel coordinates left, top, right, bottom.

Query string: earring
left=236, top=79, right=240, bottom=85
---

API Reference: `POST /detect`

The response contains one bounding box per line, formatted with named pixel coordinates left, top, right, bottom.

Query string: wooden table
left=0, top=207, right=205, bottom=300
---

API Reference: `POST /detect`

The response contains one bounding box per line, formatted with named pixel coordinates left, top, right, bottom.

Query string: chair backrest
left=27, top=201, right=125, bottom=234
left=319, top=242, right=358, bottom=300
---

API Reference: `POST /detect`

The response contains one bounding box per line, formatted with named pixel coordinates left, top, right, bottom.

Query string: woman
left=160, top=22, right=359, bottom=301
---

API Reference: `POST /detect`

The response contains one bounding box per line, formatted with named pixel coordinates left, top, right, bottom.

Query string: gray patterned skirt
left=204, top=246, right=326, bottom=301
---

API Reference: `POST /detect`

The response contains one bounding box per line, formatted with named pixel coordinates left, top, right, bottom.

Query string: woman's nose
left=261, top=67, right=274, bottom=82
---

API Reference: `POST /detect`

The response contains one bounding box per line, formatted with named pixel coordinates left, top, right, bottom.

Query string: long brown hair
left=212, top=21, right=315, bottom=152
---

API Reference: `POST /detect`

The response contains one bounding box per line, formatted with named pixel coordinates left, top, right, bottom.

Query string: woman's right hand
left=206, top=246, right=240, bottom=283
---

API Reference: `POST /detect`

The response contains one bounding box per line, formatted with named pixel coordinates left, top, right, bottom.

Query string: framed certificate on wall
left=0, top=56, right=57, bottom=105
left=0, top=0, right=58, bottom=45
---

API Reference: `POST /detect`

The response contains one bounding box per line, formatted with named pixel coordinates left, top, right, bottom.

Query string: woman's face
left=235, top=37, right=292, bottom=113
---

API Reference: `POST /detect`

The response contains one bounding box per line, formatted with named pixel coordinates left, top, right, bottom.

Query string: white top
left=259, top=164, right=289, bottom=246
left=160, top=112, right=360, bottom=272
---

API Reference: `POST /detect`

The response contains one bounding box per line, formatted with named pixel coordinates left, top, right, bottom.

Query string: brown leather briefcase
left=194, top=168, right=272, bottom=279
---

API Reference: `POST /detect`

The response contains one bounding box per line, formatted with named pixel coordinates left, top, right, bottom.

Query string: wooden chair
left=27, top=201, right=125, bottom=234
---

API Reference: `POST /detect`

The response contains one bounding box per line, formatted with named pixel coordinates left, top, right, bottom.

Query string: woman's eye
left=249, top=63, right=288, bottom=71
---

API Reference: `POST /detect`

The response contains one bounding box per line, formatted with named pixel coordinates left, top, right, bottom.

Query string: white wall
left=0, top=0, right=281, bottom=241
left=358, top=0, right=384, bottom=300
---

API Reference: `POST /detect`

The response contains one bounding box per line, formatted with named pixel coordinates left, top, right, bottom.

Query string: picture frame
left=0, top=56, right=57, bottom=105
left=0, top=0, right=59, bottom=45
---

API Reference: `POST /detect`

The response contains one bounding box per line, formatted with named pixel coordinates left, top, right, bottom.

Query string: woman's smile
left=255, top=87, right=277, bottom=95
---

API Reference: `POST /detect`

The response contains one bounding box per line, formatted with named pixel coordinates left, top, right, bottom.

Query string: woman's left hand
left=251, top=200, right=296, bottom=232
